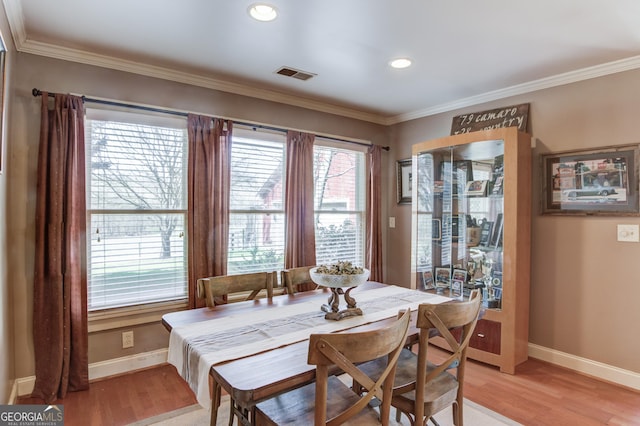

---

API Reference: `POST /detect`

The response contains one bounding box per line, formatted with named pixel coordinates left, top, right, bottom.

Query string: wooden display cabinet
left=410, top=127, right=531, bottom=374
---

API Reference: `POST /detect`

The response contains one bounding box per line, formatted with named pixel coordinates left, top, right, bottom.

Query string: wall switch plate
left=617, top=224, right=639, bottom=242
left=122, top=331, right=134, bottom=348
left=389, top=217, right=396, bottom=228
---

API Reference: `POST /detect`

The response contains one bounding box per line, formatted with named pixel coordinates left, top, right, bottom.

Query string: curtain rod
left=32, top=88, right=390, bottom=151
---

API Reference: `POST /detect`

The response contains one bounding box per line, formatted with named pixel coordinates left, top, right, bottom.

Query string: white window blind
left=313, top=143, right=366, bottom=266
left=228, top=130, right=285, bottom=275
left=86, top=110, right=188, bottom=310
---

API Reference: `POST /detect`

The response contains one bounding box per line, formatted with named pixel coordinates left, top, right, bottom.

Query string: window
left=86, top=109, right=188, bottom=310
left=227, top=128, right=286, bottom=274
left=314, top=142, right=366, bottom=266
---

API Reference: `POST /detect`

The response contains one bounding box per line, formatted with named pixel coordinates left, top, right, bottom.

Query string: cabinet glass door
left=414, top=139, right=505, bottom=309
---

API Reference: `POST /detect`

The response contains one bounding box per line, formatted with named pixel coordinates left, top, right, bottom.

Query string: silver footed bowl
left=309, top=267, right=370, bottom=288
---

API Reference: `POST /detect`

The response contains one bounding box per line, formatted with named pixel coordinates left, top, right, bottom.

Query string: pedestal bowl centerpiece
left=310, top=261, right=370, bottom=320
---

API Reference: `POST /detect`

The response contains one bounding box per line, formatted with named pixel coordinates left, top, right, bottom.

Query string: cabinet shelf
left=411, top=128, right=531, bottom=374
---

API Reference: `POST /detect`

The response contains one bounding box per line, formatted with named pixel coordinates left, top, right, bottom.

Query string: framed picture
left=451, top=279, right=464, bottom=298
left=438, top=160, right=473, bottom=194
left=450, top=214, right=462, bottom=241
left=489, top=154, right=504, bottom=195
left=422, top=269, right=435, bottom=290
left=434, top=267, right=451, bottom=290
left=397, top=159, right=412, bottom=204
left=432, top=218, right=441, bottom=241
left=490, top=213, right=504, bottom=248
left=465, top=180, right=488, bottom=197
left=456, top=160, right=473, bottom=179
left=491, top=175, right=504, bottom=195
left=452, top=268, right=467, bottom=283
left=541, top=145, right=640, bottom=215
left=479, top=219, right=494, bottom=247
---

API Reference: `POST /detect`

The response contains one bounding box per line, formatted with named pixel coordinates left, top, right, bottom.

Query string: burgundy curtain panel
left=187, top=115, right=232, bottom=308
left=284, top=131, right=317, bottom=268
left=366, top=145, right=384, bottom=281
left=32, top=93, right=89, bottom=403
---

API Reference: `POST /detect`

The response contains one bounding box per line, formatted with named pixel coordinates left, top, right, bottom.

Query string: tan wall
left=0, top=3, right=16, bottom=403
left=8, top=52, right=389, bottom=379
left=387, top=69, right=640, bottom=373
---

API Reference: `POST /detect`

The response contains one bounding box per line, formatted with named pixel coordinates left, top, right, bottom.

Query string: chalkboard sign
left=451, top=103, right=529, bottom=135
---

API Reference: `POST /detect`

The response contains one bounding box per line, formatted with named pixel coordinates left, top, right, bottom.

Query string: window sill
left=88, top=299, right=189, bottom=333
left=88, top=287, right=289, bottom=332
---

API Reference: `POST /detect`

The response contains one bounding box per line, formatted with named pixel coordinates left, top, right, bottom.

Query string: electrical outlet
left=617, top=224, right=639, bottom=242
left=122, top=331, right=134, bottom=348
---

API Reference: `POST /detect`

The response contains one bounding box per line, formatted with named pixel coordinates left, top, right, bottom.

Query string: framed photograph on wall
left=397, top=159, right=412, bottom=204
left=541, top=145, right=640, bottom=215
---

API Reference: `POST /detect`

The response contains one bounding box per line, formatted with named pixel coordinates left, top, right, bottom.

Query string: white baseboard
left=528, top=343, right=640, bottom=391
left=14, top=348, right=168, bottom=398
left=12, top=345, right=639, bottom=400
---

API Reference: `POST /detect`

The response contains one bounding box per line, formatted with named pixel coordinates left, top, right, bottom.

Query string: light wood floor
left=18, top=349, right=640, bottom=425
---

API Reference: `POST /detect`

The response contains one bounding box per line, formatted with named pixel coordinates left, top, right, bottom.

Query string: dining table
left=162, top=281, right=451, bottom=425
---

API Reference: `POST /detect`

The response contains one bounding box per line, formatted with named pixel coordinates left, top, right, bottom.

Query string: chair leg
left=228, top=397, right=235, bottom=426
left=452, top=400, right=462, bottom=426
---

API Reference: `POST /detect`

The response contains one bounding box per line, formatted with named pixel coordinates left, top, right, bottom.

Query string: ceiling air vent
left=275, top=66, right=316, bottom=81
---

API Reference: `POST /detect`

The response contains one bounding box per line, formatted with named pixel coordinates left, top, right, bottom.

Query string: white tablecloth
left=167, top=285, right=450, bottom=407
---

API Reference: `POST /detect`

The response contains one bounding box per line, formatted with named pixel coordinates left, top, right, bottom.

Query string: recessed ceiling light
left=390, top=58, right=412, bottom=69
left=248, top=4, right=278, bottom=22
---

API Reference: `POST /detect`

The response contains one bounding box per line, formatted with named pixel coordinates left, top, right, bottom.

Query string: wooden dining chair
left=358, top=290, right=482, bottom=426
left=253, top=309, right=411, bottom=426
left=280, top=265, right=318, bottom=294
left=196, top=271, right=276, bottom=426
left=196, top=271, right=276, bottom=307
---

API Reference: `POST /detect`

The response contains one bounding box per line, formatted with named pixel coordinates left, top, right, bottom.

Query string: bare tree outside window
left=87, top=118, right=188, bottom=309
left=90, top=122, right=186, bottom=258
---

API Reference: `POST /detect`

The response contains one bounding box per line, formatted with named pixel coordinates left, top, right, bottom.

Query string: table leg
left=210, top=381, right=221, bottom=426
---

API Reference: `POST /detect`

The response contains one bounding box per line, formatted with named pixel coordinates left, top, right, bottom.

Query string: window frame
left=313, top=139, right=367, bottom=267
left=227, top=127, right=286, bottom=276
left=85, top=108, right=189, bottom=315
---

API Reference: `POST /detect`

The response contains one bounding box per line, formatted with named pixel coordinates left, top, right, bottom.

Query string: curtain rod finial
left=32, top=88, right=41, bottom=97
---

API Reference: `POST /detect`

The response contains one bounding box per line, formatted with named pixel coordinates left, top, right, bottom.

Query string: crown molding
left=14, top=38, right=640, bottom=128
left=18, top=38, right=389, bottom=125
left=387, top=55, right=640, bottom=125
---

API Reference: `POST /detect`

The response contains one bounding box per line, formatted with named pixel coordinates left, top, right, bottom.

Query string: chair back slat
left=281, top=266, right=317, bottom=294
left=197, top=271, right=275, bottom=307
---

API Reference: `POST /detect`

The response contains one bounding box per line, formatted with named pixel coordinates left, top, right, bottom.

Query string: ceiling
left=5, top=0, right=640, bottom=124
